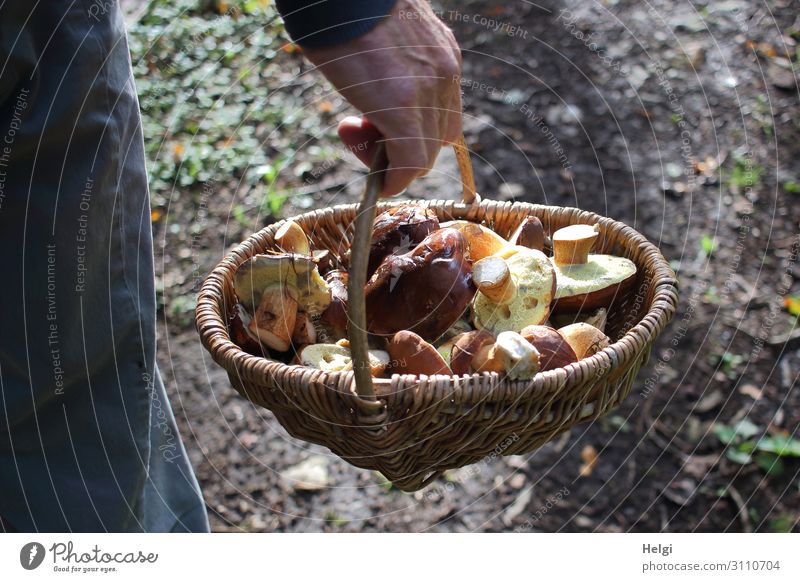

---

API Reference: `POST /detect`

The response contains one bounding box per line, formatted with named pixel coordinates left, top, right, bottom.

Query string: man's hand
left=303, top=0, right=462, bottom=196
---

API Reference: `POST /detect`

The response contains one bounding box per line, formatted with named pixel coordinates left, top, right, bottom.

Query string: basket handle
left=347, top=135, right=477, bottom=399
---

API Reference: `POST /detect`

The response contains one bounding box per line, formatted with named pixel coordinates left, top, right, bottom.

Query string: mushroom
left=471, top=246, right=556, bottom=334
left=520, top=325, right=578, bottom=371
left=365, top=228, right=475, bottom=341
left=368, top=205, right=439, bottom=276
left=228, top=303, right=265, bottom=355
left=234, top=254, right=331, bottom=317
left=319, top=270, right=348, bottom=340
left=312, top=249, right=337, bottom=275
left=248, top=284, right=298, bottom=352
left=550, top=224, right=637, bottom=313
left=298, top=343, right=389, bottom=376
left=472, top=331, right=541, bottom=380
left=291, top=311, right=317, bottom=346
left=440, top=220, right=507, bottom=262
left=450, top=330, right=495, bottom=375
left=274, top=220, right=310, bottom=255
left=549, top=306, right=608, bottom=333
left=386, top=330, right=452, bottom=376
left=558, top=322, right=610, bottom=359
left=509, top=216, right=546, bottom=251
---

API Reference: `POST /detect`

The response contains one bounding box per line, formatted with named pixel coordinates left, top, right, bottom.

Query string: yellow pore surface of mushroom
left=472, top=247, right=555, bottom=334
left=553, top=255, right=637, bottom=300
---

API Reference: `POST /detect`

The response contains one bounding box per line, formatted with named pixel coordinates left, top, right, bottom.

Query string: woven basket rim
left=196, top=200, right=678, bottom=404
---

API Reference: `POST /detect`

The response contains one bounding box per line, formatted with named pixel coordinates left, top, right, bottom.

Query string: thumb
left=337, top=116, right=383, bottom=167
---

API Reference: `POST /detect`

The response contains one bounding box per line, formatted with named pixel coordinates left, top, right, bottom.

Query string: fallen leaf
left=579, top=445, right=598, bottom=477
left=151, top=209, right=163, bottom=222
left=783, top=295, right=800, bottom=316
left=318, top=101, right=334, bottom=114
left=739, top=383, right=764, bottom=400
left=282, top=43, right=301, bottom=54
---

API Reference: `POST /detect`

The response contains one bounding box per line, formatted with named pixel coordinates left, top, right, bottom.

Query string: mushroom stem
left=474, top=331, right=541, bottom=380
left=248, top=283, right=298, bottom=352
left=473, top=256, right=516, bottom=305
left=552, top=224, right=600, bottom=265
left=275, top=220, right=310, bottom=255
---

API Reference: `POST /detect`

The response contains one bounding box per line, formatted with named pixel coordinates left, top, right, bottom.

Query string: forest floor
left=129, top=0, right=800, bottom=531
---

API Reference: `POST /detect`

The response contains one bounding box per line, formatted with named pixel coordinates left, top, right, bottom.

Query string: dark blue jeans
left=0, top=1, right=208, bottom=532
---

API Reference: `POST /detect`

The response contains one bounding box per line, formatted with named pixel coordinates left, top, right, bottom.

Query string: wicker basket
left=196, top=141, right=678, bottom=492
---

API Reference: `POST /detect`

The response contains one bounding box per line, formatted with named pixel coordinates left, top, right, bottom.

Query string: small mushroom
left=312, top=249, right=337, bottom=275
left=472, top=331, right=541, bottom=380
left=386, top=330, right=452, bottom=376
left=440, top=220, right=508, bottom=261
left=471, top=246, right=556, bottom=334
left=274, top=220, right=311, bottom=255
left=558, top=322, right=611, bottom=359
left=319, top=270, right=348, bottom=340
left=509, top=216, right=546, bottom=251
left=520, top=325, right=578, bottom=371
left=550, top=224, right=637, bottom=313
left=450, top=330, right=495, bottom=375
left=365, top=228, right=475, bottom=341
left=368, top=205, right=439, bottom=276
left=298, top=344, right=390, bottom=376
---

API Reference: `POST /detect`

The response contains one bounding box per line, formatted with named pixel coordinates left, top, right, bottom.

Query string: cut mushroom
left=387, top=330, right=452, bottom=376
left=440, top=220, right=507, bottom=261
left=520, top=325, right=578, bottom=371
left=509, top=216, right=546, bottom=251
left=558, top=322, right=610, bottom=359
left=550, top=224, right=637, bottom=313
left=299, top=344, right=390, bottom=376
left=450, top=330, right=495, bottom=375
left=247, top=284, right=298, bottom=352
left=274, top=220, right=310, bottom=255
left=472, top=246, right=556, bottom=334
left=365, top=228, right=475, bottom=341
left=472, top=331, right=541, bottom=380
left=228, top=303, right=264, bottom=355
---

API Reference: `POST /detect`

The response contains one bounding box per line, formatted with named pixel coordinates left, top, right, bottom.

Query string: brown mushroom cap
left=440, top=220, right=507, bottom=262
left=368, top=205, right=439, bottom=276
left=509, top=216, right=545, bottom=251
left=558, top=322, right=611, bottom=359
left=274, top=220, right=310, bottom=255
left=228, top=303, right=265, bottom=355
left=520, top=325, right=578, bottom=371
left=450, top=330, right=495, bottom=375
left=387, top=330, right=452, bottom=376
left=319, top=270, right=349, bottom=339
left=365, top=228, right=475, bottom=341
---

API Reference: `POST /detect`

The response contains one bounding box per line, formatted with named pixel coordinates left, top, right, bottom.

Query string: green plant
left=713, top=420, right=800, bottom=477
left=727, top=157, right=764, bottom=189
left=700, top=234, right=716, bottom=257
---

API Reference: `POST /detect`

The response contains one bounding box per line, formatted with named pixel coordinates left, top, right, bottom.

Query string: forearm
left=275, top=0, right=398, bottom=48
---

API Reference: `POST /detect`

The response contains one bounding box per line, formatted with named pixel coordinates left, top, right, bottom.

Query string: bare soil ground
left=143, top=0, right=800, bottom=531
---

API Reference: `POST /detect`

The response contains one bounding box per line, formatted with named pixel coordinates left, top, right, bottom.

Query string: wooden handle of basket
left=347, top=136, right=477, bottom=399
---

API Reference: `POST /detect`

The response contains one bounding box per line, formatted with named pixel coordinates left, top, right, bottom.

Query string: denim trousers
left=0, top=1, right=209, bottom=532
